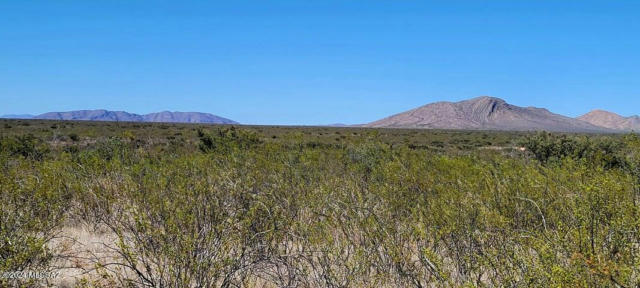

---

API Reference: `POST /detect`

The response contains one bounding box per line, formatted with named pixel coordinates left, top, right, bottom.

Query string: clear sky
left=1, top=1, right=639, bottom=125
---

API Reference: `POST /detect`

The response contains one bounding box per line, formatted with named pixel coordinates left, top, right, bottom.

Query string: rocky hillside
left=577, top=110, right=640, bottom=131
left=366, top=96, right=611, bottom=132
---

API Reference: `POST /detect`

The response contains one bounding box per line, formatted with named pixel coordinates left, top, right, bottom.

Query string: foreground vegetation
left=1, top=119, right=640, bottom=287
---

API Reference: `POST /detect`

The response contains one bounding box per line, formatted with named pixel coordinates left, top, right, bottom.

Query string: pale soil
left=49, top=225, right=118, bottom=287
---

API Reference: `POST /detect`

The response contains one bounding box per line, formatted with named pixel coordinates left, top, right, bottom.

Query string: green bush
left=68, top=133, right=79, bottom=142
left=198, top=127, right=262, bottom=153
left=0, top=161, right=73, bottom=287
left=521, top=132, right=626, bottom=169
left=0, top=134, right=49, bottom=161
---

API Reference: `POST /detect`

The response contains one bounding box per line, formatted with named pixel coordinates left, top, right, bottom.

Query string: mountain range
left=1, top=110, right=237, bottom=124
left=2, top=97, right=639, bottom=132
left=365, top=96, right=639, bottom=133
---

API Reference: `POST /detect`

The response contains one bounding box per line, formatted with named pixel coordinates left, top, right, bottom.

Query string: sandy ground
left=49, top=225, right=118, bottom=287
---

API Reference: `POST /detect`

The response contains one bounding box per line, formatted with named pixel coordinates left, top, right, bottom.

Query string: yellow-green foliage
left=1, top=123, right=640, bottom=287
left=0, top=158, right=73, bottom=287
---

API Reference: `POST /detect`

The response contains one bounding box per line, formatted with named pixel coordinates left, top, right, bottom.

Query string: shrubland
left=1, top=121, right=640, bottom=287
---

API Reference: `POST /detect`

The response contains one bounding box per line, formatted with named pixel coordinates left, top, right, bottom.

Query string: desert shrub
left=91, top=137, right=129, bottom=162
left=65, top=137, right=144, bottom=172
left=121, top=130, right=135, bottom=141
left=0, top=134, right=49, bottom=160
left=430, top=140, right=445, bottom=148
left=521, top=132, right=626, bottom=168
left=68, top=133, right=79, bottom=142
left=63, top=145, right=80, bottom=156
left=346, top=141, right=390, bottom=170
left=79, top=154, right=299, bottom=287
left=62, top=136, right=640, bottom=287
left=622, top=134, right=640, bottom=206
left=3, top=122, right=640, bottom=287
left=197, top=127, right=262, bottom=153
left=0, top=161, right=73, bottom=287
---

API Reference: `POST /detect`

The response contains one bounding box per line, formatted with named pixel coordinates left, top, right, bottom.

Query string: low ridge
left=578, top=110, right=640, bottom=131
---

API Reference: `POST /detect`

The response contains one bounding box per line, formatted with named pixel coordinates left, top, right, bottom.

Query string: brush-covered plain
left=1, top=119, right=640, bottom=287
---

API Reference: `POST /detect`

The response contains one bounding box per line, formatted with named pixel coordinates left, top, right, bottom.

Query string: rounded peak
left=586, top=109, right=606, bottom=113
left=80, top=109, right=108, bottom=113
left=476, top=95, right=503, bottom=100
left=464, top=96, right=507, bottom=104
left=589, top=109, right=614, bottom=113
left=461, top=96, right=508, bottom=109
left=583, top=109, right=622, bottom=117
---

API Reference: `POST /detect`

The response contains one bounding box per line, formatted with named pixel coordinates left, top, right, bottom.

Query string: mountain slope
left=577, top=110, right=640, bottom=131
left=366, top=96, right=610, bottom=132
left=33, top=110, right=237, bottom=124
left=143, top=111, right=237, bottom=124
left=37, top=110, right=143, bottom=122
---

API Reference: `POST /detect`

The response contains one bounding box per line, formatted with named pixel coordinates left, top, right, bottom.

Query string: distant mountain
left=577, top=110, right=640, bottom=131
left=37, top=110, right=143, bottom=122
left=32, top=109, right=237, bottom=124
left=1, top=114, right=34, bottom=119
left=142, top=111, right=237, bottom=124
left=366, top=96, right=611, bottom=133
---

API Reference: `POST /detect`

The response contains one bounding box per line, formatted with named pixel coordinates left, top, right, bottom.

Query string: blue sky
left=1, top=1, right=639, bottom=125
